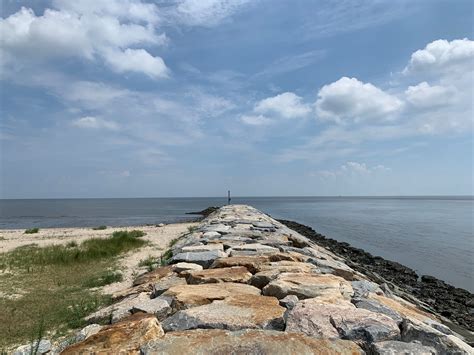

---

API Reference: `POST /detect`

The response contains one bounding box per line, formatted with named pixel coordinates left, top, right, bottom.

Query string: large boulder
left=161, top=282, right=261, bottom=309
left=151, top=274, right=187, bottom=297
left=162, top=294, right=286, bottom=331
left=262, top=273, right=353, bottom=300
left=370, top=340, right=436, bottom=354
left=62, top=313, right=164, bottom=354
left=171, top=262, right=203, bottom=273
left=132, top=266, right=174, bottom=286
left=184, top=266, right=252, bottom=284
left=141, top=329, right=364, bottom=354
left=210, top=255, right=271, bottom=273
left=181, top=243, right=224, bottom=253
left=286, top=297, right=400, bottom=343
left=401, top=319, right=473, bottom=354
left=352, top=298, right=403, bottom=323
left=13, top=340, right=51, bottom=355
left=250, top=261, right=319, bottom=288
left=171, top=250, right=228, bottom=268
left=368, top=293, right=437, bottom=323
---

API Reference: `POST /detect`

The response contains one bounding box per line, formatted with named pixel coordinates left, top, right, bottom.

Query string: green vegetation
left=24, top=228, right=39, bottom=234
left=92, top=225, right=107, bottom=230
left=139, top=255, right=158, bottom=272
left=112, top=230, right=145, bottom=238
left=160, top=249, right=173, bottom=266
left=83, top=270, right=123, bottom=288
left=169, top=238, right=178, bottom=247
left=0, top=230, right=146, bottom=349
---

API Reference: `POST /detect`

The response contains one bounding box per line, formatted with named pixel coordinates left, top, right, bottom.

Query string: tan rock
left=262, top=273, right=353, bottom=300
left=161, top=282, right=261, bottom=309
left=132, top=266, right=174, bottom=286
left=251, top=262, right=319, bottom=288
left=184, top=266, right=252, bottom=284
left=181, top=243, right=224, bottom=252
left=162, top=294, right=286, bottom=331
left=210, top=255, right=271, bottom=273
left=286, top=298, right=400, bottom=343
left=62, top=313, right=164, bottom=355
left=111, top=283, right=152, bottom=301
left=171, top=262, right=203, bottom=273
left=368, top=293, right=438, bottom=323
left=141, top=329, right=364, bottom=355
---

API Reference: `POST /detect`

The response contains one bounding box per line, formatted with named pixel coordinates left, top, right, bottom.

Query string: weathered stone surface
left=252, top=221, right=276, bottom=229
left=353, top=298, right=403, bottom=323
left=171, top=250, right=228, bottom=267
left=286, top=299, right=354, bottom=339
left=151, top=274, right=186, bottom=297
left=184, top=266, right=252, bottom=284
left=202, top=231, right=221, bottom=238
left=370, top=340, right=437, bottom=354
left=263, top=273, right=353, bottom=300
left=251, top=261, right=319, bottom=288
left=132, top=265, right=174, bottom=286
left=62, top=313, right=164, bottom=355
left=279, top=295, right=299, bottom=309
left=211, top=255, right=271, bottom=273
left=171, top=262, right=203, bottom=273
left=202, top=224, right=231, bottom=233
left=330, top=307, right=400, bottom=343
left=75, top=324, right=103, bottom=342
left=161, top=282, right=261, bottom=309
left=111, top=283, right=152, bottom=301
left=352, top=280, right=383, bottom=298
left=231, top=243, right=280, bottom=252
left=286, top=297, right=400, bottom=343
left=13, top=340, right=51, bottom=355
left=86, top=292, right=150, bottom=323
left=130, top=296, right=172, bottom=320
left=307, top=256, right=356, bottom=280
left=162, top=294, right=286, bottom=332
left=368, top=293, right=437, bottom=323
left=401, top=319, right=473, bottom=354
left=141, top=329, right=364, bottom=354
left=181, top=243, right=224, bottom=253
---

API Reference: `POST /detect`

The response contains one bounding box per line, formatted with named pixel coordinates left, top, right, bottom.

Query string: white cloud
left=0, top=2, right=168, bottom=78
left=255, top=92, right=311, bottom=119
left=102, top=48, right=169, bottom=79
left=167, top=0, right=252, bottom=27
left=403, top=38, right=474, bottom=76
left=316, top=161, right=391, bottom=179
left=72, top=116, right=119, bottom=130
left=240, top=114, right=272, bottom=126
left=405, top=82, right=456, bottom=108
left=315, top=77, right=403, bottom=124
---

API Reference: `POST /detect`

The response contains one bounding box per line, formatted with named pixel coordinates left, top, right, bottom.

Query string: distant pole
left=228, top=190, right=231, bottom=205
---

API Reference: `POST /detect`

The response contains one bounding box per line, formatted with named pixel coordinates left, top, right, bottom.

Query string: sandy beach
left=0, top=222, right=198, bottom=295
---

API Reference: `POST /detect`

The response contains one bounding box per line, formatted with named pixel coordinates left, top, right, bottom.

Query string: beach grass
left=24, top=228, right=39, bottom=234
left=0, top=230, right=146, bottom=349
left=92, top=225, right=107, bottom=230
left=138, top=255, right=158, bottom=271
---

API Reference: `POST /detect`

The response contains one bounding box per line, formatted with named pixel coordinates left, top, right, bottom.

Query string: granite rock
left=184, top=266, right=252, bottom=284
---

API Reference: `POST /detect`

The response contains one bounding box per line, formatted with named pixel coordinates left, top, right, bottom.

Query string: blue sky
left=1, top=0, right=473, bottom=198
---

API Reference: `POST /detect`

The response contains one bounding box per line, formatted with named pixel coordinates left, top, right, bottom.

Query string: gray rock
left=352, top=298, right=403, bottom=323
left=14, top=340, right=52, bottom=355
left=231, top=243, right=280, bottom=253
left=370, top=340, right=437, bottom=354
left=307, top=256, right=356, bottom=281
left=130, top=296, right=172, bottom=320
left=279, top=295, right=299, bottom=310
left=171, top=262, right=203, bottom=273
left=151, top=275, right=187, bottom=297
left=401, top=319, right=473, bottom=354
left=252, top=222, right=276, bottom=229
left=171, top=250, right=228, bottom=268
left=202, top=231, right=221, bottom=238
left=181, top=243, right=224, bottom=253
left=75, top=324, right=102, bottom=342
left=352, top=280, right=383, bottom=298
left=202, top=224, right=231, bottom=234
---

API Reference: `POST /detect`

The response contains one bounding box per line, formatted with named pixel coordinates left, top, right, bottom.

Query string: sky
left=0, top=0, right=473, bottom=198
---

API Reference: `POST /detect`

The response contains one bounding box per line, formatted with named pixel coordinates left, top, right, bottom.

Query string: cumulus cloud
left=315, top=77, right=403, bottom=124
left=405, top=82, right=457, bottom=108
left=240, top=114, right=272, bottom=126
left=72, top=116, right=120, bottom=130
left=0, top=2, right=168, bottom=78
left=255, top=92, right=311, bottom=119
left=403, top=38, right=474, bottom=76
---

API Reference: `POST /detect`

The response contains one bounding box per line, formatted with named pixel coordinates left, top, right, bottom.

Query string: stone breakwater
left=18, top=205, right=473, bottom=354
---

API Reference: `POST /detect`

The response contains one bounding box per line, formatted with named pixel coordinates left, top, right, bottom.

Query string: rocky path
left=17, top=205, right=473, bottom=354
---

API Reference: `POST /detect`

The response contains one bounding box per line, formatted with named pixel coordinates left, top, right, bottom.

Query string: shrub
left=139, top=255, right=158, bottom=271
left=112, top=230, right=145, bottom=238
left=24, top=228, right=39, bottom=234
left=92, top=225, right=107, bottom=230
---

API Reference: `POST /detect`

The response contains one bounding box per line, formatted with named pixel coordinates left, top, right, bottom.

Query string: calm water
left=0, top=197, right=473, bottom=291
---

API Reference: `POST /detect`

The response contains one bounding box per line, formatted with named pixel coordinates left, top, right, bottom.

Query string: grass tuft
left=139, top=255, right=158, bottom=272
left=112, top=230, right=145, bottom=238
left=187, top=225, right=198, bottom=233
left=24, top=228, right=39, bottom=234
left=83, top=271, right=123, bottom=288
left=92, top=225, right=107, bottom=230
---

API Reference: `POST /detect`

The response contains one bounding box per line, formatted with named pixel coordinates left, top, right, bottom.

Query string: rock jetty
left=20, top=205, right=473, bottom=354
